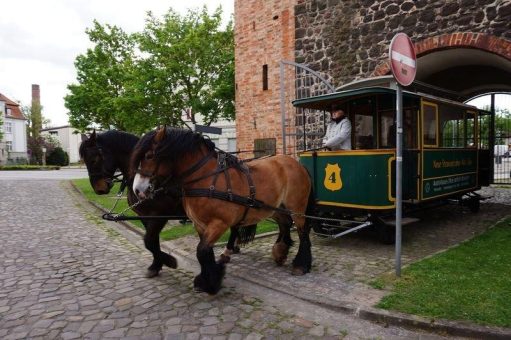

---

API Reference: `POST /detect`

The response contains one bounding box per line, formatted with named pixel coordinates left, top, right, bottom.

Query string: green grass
left=72, top=178, right=278, bottom=242
left=0, top=165, right=60, bottom=170
left=376, top=217, right=511, bottom=328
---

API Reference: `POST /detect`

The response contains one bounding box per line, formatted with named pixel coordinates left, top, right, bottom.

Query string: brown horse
left=79, top=130, right=255, bottom=279
left=132, top=127, right=314, bottom=294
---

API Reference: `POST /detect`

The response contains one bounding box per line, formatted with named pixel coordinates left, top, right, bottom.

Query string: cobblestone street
left=167, top=187, right=511, bottom=310
left=0, top=177, right=468, bottom=339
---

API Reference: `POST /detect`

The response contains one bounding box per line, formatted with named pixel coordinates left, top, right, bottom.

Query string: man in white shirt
left=322, top=106, right=352, bottom=150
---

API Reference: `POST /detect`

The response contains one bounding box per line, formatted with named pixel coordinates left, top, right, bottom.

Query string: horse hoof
left=193, top=264, right=225, bottom=295
left=291, top=266, right=306, bottom=276
left=218, top=254, right=231, bottom=264
left=146, top=269, right=160, bottom=278
left=232, top=246, right=240, bottom=254
left=162, top=254, right=178, bottom=269
left=193, top=274, right=219, bottom=294
left=274, top=256, right=287, bottom=266
left=272, top=242, right=289, bottom=266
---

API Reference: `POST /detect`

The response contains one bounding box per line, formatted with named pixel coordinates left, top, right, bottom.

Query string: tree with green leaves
left=22, top=103, right=50, bottom=138
left=65, top=6, right=234, bottom=134
left=22, top=103, right=52, bottom=164
left=135, top=6, right=234, bottom=127
left=65, top=20, right=139, bottom=132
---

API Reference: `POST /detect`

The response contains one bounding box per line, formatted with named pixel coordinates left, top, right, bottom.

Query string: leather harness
left=141, top=150, right=292, bottom=226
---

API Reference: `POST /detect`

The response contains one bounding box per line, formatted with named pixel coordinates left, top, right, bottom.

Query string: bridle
left=86, top=145, right=122, bottom=187
left=136, top=150, right=217, bottom=194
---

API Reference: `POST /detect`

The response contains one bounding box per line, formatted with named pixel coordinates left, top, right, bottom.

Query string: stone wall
left=234, top=0, right=511, bottom=155
left=295, top=0, right=511, bottom=86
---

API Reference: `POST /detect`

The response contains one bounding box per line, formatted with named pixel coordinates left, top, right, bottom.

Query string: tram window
left=439, top=105, right=468, bottom=148
left=404, top=109, right=417, bottom=149
left=466, top=111, right=477, bottom=147
left=379, top=110, right=394, bottom=148
left=442, top=119, right=464, bottom=147
left=422, top=102, right=438, bottom=146
left=379, top=108, right=417, bottom=149
left=352, top=103, right=374, bottom=149
left=438, top=106, right=479, bottom=148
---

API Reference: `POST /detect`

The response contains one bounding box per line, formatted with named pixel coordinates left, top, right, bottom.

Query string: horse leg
left=219, top=224, right=257, bottom=264
left=194, top=224, right=226, bottom=295
left=218, top=227, right=239, bottom=264
left=272, top=214, right=294, bottom=266
left=144, top=219, right=177, bottom=278
left=291, top=219, right=312, bottom=276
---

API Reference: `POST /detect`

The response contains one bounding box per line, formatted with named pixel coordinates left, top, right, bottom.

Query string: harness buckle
left=227, top=189, right=233, bottom=201
left=209, top=185, right=215, bottom=198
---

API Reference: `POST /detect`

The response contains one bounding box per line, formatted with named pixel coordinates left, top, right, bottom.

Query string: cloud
left=0, top=0, right=233, bottom=126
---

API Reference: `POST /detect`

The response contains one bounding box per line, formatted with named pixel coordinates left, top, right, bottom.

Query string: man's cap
left=329, top=103, right=345, bottom=112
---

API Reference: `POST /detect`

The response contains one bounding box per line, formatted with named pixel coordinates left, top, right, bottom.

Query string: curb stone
left=69, top=180, right=511, bottom=339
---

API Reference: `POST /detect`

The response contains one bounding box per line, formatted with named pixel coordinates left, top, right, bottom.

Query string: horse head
left=132, top=127, right=171, bottom=199
left=132, top=126, right=215, bottom=200
left=79, top=130, right=118, bottom=194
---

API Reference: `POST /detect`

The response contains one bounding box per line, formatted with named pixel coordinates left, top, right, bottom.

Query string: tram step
left=382, top=217, right=420, bottom=226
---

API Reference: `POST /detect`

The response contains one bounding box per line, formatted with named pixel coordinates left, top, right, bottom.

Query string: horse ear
left=155, top=126, right=166, bottom=143
left=89, top=129, right=97, bottom=145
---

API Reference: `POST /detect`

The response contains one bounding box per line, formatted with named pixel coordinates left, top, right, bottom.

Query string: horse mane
left=79, top=130, right=139, bottom=158
left=131, top=127, right=216, bottom=169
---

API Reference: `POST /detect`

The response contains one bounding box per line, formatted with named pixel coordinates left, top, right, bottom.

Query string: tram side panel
left=300, top=151, right=397, bottom=212
left=420, top=148, right=479, bottom=201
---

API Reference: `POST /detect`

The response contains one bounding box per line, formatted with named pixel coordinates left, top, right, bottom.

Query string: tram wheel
left=374, top=221, right=395, bottom=245
left=467, top=197, right=480, bottom=213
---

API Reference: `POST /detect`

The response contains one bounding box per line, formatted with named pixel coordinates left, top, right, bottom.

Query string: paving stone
left=1, top=179, right=505, bottom=340
left=308, top=325, right=325, bottom=337
left=165, top=325, right=182, bottom=334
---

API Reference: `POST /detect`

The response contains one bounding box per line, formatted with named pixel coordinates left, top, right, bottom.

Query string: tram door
left=376, top=98, right=419, bottom=202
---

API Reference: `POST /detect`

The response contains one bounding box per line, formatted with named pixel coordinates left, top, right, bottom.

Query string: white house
left=0, top=93, right=28, bottom=165
left=199, top=119, right=237, bottom=152
left=40, top=125, right=84, bottom=163
left=183, top=109, right=237, bottom=153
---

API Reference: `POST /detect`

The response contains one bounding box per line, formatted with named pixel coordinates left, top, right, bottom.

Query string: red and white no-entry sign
left=389, top=33, right=416, bottom=86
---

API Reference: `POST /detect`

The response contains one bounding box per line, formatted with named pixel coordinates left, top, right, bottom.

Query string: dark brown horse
left=132, top=127, right=314, bottom=294
left=79, top=130, right=255, bottom=278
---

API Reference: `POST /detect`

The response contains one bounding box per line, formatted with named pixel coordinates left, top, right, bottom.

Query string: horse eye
left=145, top=152, right=154, bottom=160
left=90, top=156, right=101, bottom=165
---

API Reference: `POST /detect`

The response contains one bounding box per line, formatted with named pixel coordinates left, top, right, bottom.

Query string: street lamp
left=42, top=147, right=47, bottom=166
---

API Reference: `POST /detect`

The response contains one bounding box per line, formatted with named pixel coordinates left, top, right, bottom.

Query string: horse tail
left=237, top=224, right=257, bottom=246
left=304, top=168, right=316, bottom=213
left=304, top=170, right=316, bottom=223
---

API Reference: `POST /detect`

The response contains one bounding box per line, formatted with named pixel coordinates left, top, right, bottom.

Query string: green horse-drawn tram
left=293, top=83, right=491, bottom=243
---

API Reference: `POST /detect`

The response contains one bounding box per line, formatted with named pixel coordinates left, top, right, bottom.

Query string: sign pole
left=389, top=32, right=416, bottom=277
left=395, top=84, right=403, bottom=277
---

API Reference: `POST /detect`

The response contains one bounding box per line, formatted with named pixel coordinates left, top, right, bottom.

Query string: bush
left=46, top=147, right=69, bottom=166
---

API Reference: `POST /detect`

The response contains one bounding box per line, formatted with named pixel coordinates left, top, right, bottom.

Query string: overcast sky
left=0, top=0, right=233, bottom=126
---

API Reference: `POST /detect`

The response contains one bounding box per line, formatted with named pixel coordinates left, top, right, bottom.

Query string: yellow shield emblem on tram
left=324, top=163, right=342, bottom=191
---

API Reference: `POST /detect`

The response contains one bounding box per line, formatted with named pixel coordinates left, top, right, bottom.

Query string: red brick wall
left=234, top=0, right=297, bottom=157
left=373, top=33, right=511, bottom=77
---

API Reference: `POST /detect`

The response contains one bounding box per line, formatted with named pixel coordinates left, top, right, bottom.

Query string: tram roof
left=292, top=86, right=482, bottom=112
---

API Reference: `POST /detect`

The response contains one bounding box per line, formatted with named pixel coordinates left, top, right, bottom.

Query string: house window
left=6, top=108, right=11, bottom=115
left=49, top=131, right=58, bottom=136
left=5, top=122, right=12, bottom=133
left=228, top=138, right=236, bottom=152
left=6, top=141, right=12, bottom=151
left=210, top=138, right=220, bottom=148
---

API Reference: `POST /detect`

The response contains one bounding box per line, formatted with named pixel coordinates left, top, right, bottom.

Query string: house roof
left=0, top=93, right=26, bottom=120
